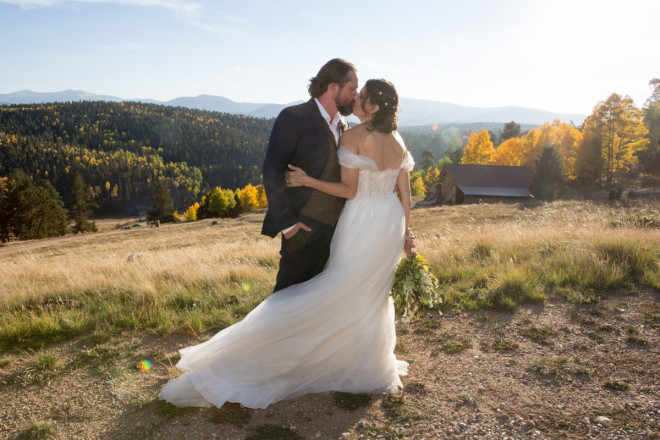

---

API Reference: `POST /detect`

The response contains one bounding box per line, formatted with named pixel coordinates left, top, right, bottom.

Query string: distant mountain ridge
left=1, top=89, right=123, bottom=104
left=0, top=90, right=586, bottom=126
left=397, top=98, right=585, bottom=126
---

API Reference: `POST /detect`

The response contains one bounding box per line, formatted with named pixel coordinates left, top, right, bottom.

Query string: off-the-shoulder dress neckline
left=338, top=146, right=409, bottom=172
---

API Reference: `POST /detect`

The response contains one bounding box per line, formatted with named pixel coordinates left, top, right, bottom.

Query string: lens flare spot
left=441, top=126, right=464, bottom=148
left=242, top=283, right=251, bottom=293
left=139, top=359, right=152, bottom=372
left=431, top=124, right=439, bottom=131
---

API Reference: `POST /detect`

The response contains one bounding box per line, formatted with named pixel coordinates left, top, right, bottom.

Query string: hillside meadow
left=0, top=200, right=659, bottom=439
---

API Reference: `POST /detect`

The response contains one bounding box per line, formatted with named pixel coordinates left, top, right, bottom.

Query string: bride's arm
left=286, top=165, right=359, bottom=200
left=396, top=167, right=415, bottom=255
left=396, top=168, right=412, bottom=231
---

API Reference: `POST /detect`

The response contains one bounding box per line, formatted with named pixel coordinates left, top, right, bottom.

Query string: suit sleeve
left=262, top=110, right=300, bottom=232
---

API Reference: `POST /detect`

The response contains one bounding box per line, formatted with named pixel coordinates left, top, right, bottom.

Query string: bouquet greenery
left=391, top=253, right=442, bottom=321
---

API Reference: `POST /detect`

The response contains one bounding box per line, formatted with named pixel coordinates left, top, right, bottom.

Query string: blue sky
left=1, top=0, right=658, bottom=114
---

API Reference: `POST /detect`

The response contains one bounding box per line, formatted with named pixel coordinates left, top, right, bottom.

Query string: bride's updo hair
left=363, top=79, right=398, bottom=133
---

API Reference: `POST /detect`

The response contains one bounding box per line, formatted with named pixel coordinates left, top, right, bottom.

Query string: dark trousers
left=273, top=215, right=335, bottom=293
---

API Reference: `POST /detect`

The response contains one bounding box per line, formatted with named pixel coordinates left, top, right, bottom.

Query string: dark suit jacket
left=261, top=99, right=337, bottom=238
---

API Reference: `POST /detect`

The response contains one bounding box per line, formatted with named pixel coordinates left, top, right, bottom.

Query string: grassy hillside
left=1, top=200, right=658, bottom=352
left=0, top=200, right=658, bottom=439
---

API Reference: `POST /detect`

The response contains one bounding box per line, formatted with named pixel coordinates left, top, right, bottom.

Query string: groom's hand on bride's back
left=283, top=222, right=312, bottom=239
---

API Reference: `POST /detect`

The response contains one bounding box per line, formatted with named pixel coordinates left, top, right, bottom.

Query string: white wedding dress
left=159, top=147, right=414, bottom=409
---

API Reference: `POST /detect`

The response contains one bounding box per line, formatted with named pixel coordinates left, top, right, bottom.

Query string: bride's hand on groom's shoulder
left=286, top=165, right=308, bottom=187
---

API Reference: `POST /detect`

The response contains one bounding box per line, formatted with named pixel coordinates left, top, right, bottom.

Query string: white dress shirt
left=314, top=98, right=343, bottom=145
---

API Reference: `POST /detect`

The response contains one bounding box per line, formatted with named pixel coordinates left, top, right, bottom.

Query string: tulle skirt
left=159, top=193, right=408, bottom=409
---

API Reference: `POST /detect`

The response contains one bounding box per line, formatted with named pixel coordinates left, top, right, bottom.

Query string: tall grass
left=413, top=200, right=660, bottom=312
left=1, top=201, right=658, bottom=351
left=0, top=215, right=280, bottom=350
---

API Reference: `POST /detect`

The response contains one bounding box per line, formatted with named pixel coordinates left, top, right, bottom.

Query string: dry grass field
left=0, top=200, right=659, bottom=439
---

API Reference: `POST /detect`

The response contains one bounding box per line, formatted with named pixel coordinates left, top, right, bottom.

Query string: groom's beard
left=337, top=100, right=354, bottom=117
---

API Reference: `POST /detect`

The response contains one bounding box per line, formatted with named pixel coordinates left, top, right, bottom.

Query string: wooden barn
left=440, top=164, right=533, bottom=204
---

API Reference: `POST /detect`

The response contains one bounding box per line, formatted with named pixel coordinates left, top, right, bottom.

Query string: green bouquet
left=391, top=254, right=442, bottom=321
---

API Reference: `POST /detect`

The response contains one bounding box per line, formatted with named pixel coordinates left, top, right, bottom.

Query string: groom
left=262, top=59, right=359, bottom=292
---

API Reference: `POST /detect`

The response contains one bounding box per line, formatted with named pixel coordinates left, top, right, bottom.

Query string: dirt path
left=1, top=289, right=658, bottom=439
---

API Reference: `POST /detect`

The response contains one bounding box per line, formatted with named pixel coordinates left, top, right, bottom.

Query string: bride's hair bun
left=364, top=79, right=398, bottom=133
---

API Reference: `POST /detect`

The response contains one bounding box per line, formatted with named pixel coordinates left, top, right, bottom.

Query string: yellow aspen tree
left=424, top=167, right=440, bottom=189
left=183, top=202, right=199, bottom=221
left=491, top=137, right=525, bottom=166
left=411, top=176, right=426, bottom=196
left=461, top=129, right=494, bottom=164
left=239, top=183, right=259, bottom=213
left=209, top=187, right=236, bottom=217
left=256, top=184, right=268, bottom=208
left=520, top=129, right=540, bottom=167
left=586, top=93, right=649, bottom=186
left=549, top=121, right=582, bottom=181
left=535, top=122, right=554, bottom=152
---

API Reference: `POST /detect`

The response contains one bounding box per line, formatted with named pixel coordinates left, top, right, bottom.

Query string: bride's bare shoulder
left=340, top=124, right=367, bottom=153
left=390, top=131, right=408, bottom=157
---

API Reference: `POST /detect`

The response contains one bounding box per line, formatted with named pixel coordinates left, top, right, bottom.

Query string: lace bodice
left=338, top=147, right=415, bottom=198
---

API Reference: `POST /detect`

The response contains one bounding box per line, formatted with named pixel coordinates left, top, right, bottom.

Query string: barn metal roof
left=460, top=186, right=532, bottom=197
left=441, top=164, right=532, bottom=198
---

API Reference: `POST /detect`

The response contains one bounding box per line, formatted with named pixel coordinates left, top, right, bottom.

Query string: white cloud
left=0, top=0, right=246, bottom=35
left=1, top=0, right=58, bottom=7
left=1, top=0, right=200, bottom=18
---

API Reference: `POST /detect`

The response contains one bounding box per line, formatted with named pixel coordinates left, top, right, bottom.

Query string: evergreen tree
left=420, top=150, right=435, bottom=170
left=195, top=192, right=211, bottom=219
left=228, top=193, right=241, bottom=218
left=501, top=121, right=521, bottom=142
left=447, top=148, right=464, bottom=164
left=488, top=130, right=499, bottom=147
left=148, top=180, right=176, bottom=223
left=0, top=171, right=68, bottom=241
left=67, top=173, right=97, bottom=233
left=0, top=101, right=272, bottom=212
left=531, top=146, right=564, bottom=201
left=575, top=127, right=604, bottom=185
left=641, top=78, right=660, bottom=174
left=436, top=156, right=453, bottom=172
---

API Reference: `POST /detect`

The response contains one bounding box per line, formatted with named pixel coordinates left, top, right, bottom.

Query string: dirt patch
left=1, top=290, right=658, bottom=439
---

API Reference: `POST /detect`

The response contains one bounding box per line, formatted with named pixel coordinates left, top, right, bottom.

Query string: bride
left=159, top=79, right=414, bottom=409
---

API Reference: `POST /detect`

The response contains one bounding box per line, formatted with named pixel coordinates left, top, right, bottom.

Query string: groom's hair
left=308, top=59, right=357, bottom=98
